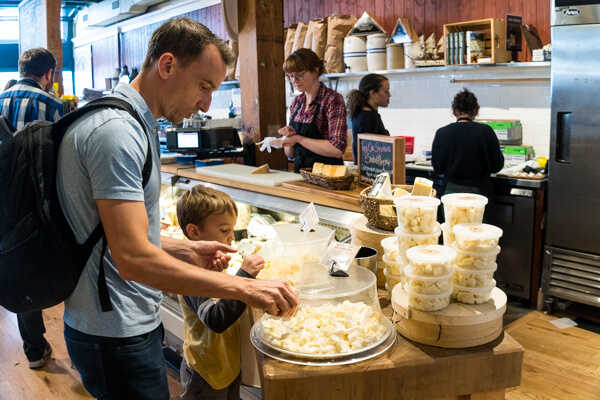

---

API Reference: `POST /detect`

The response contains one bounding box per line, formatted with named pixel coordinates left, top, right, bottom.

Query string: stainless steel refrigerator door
left=546, top=24, right=600, bottom=254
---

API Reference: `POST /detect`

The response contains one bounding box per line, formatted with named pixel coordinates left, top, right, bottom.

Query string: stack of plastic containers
left=451, top=223, right=503, bottom=304
left=440, top=193, right=488, bottom=246
left=381, top=236, right=405, bottom=294
left=381, top=196, right=443, bottom=297
left=403, top=245, right=457, bottom=311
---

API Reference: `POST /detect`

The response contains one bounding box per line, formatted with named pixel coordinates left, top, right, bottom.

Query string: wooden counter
left=252, top=293, right=524, bottom=400
left=162, top=165, right=364, bottom=213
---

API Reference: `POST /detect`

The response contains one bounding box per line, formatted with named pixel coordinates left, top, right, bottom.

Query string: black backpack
left=0, top=97, right=152, bottom=314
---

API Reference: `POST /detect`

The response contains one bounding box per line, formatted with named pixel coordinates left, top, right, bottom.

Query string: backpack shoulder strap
left=64, top=97, right=155, bottom=313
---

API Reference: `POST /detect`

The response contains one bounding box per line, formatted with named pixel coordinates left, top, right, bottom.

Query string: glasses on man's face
left=286, top=70, right=308, bottom=82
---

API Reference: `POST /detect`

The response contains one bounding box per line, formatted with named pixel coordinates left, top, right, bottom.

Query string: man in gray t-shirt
left=56, top=18, right=297, bottom=399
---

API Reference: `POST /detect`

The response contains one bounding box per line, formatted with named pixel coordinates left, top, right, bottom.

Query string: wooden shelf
left=444, top=18, right=512, bottom=66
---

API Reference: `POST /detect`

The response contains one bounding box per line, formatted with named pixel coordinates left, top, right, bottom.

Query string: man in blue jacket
left=0, top=47, right=64, bottom=368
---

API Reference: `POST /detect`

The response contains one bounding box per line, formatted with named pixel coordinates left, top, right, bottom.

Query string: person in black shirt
left=432, top=88, right=504, bottom=203
left=346, top=73, right=391, bottom=164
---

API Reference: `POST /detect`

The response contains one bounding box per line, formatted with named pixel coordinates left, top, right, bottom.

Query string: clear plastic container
left=403, top=265, right=453, bottom=295
left=273, top=223, right=334, bottom=262
left=452, top=264, right=497, bottom=287
left=403, top=283, right=452, bottom=311
left=452, top=223, right=503, bottom=252
left=441, top=193, right=488, bottom=228
left=255, top=262, right=391, bottom=357
left=380, top=236, right=399, bottom=259
left=393, top=196, right=440, bottom=234
left=383, top=267, right=404, bottom=289
left=452, top=279, right=496, bottom=304
left=257, top=256, right=304, bottom=280
left=441, top=223, right=455, bottom=246
left=405, top=245, right=457, bottom=276
left=395, top=226, right=441, bottom=265
left=382, top=253, right=405, bottom=276
left=452, top=243, right=501, bottom=270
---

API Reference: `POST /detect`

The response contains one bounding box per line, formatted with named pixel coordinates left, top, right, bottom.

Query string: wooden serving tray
left=391, top=284, right=507, bottom=348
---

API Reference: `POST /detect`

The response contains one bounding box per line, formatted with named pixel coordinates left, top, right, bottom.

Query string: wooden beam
left=238, top=0, right=288, bottom=170
left=41, top=0, right=64, bottom=94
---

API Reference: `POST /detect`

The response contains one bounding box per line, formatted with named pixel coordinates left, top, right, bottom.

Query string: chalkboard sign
left=357, top=134, right=405, bottom=186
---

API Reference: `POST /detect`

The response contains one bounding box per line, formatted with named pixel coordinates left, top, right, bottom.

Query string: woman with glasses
left=278, top=48, right=348, bottom=173
left=346, top=73, right=391, bottom=165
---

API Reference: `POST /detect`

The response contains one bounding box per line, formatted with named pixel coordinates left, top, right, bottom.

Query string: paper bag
left=304, top=20, right=315, bottom=49
left=284, top=24, right=298, bottom=60
left=325, top=15, right=357, bottom=73
left=292, top=22, right=308, bottom=53
left=226, top=40, right=238, bottom=81
left=312, top=18, right=328, bottom=60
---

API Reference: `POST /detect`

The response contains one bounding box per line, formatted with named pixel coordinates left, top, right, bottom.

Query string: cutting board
left=194, top=164, right=303, bottom=187
left=391, top=285, right=507, bottom=348
left=281, top=180, right=363, bottom=204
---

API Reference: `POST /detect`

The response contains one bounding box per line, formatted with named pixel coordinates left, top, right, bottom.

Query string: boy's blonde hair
left=176, top=185, right=238, bottom=240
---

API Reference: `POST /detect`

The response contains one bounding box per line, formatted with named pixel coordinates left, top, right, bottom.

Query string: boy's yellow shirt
left=178, top=295, right=241, bottom=390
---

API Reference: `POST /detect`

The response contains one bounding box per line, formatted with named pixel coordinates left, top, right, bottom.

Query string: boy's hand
left=241, top=254, right=264, bottom=277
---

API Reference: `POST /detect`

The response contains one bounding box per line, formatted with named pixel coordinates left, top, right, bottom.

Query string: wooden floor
left=0, top=305, right=599, bottom=399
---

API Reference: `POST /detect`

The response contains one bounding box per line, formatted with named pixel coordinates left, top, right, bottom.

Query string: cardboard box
left=501, top=145, right=535, bottom=166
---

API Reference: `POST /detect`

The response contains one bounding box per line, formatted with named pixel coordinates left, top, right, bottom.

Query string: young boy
left=176, top=185, right=264, bottom=400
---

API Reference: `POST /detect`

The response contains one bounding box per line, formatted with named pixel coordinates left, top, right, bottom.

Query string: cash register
left=165, top=126, right=243, bottom=159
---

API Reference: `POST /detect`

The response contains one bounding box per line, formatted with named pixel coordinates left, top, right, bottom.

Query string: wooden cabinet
left=444, top=18, right=512, bottom=66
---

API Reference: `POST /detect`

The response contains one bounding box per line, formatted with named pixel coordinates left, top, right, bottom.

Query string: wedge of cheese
left=392, top=187, right=409, bottom=198
left=251, top=164, right=270, bottom=174
left=380, top=204, right=396, bottom=217
left=312, top=162, right=325, bottom=174
left=411, top=177, right=433, bottom=196
left=369, top=173, right=391, bottom=197
left=322, top=164, right=333, bottom=176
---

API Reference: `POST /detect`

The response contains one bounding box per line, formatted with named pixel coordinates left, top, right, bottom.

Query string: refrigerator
left=543, top=0, right=600, bottom=308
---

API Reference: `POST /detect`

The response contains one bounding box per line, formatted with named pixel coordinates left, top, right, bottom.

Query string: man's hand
left=188, top=240, right=235, bottom=271
left=244, top=279, right=299, bottom=317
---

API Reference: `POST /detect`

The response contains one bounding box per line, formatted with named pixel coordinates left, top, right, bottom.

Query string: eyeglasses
left=286, top=70, right=308, bottom=82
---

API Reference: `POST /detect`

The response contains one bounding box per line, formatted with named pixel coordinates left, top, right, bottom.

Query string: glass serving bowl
left=252, top=262, right=395, bottom=362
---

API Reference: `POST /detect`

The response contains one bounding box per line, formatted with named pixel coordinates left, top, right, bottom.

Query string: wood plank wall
left=91, top=35, right=119, bottom=89
left=283, top=0, right=551, bottom=62
left=90, top=4, right=228, bottom=89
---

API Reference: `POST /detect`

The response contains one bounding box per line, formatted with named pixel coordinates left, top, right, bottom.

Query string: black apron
left=290, top=102, right=344, bottom=173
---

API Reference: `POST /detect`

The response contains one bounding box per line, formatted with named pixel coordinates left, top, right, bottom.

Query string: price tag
left=320, top=242, right=361, bottom=275
left=299, top=202, right=319, bottom=234
left=236, top=239, right=256, bottom=259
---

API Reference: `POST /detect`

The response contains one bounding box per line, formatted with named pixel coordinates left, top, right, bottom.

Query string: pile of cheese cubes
left=403, top=245, right=457, bottom=311
left=260, top=301, right=386, bottom=354
left=381, top=236, right=406, bottom=294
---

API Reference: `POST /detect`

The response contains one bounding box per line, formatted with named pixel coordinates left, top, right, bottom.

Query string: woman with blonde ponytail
left=346, top=73, right=391, bottom=164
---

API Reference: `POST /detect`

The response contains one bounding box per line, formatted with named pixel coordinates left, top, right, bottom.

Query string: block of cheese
left=411, top=177, right=433, bottom=196
left=312, top=162, right=325, bottom=174
left=380, top=204, right=396, bottom=217
left=251, top=164, right=270, bottom=174
left=331, top=165, right=349, bottom=177
left=392, top=187, right=409, bottom=198
left=321, top=164, right=333, bottom=176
